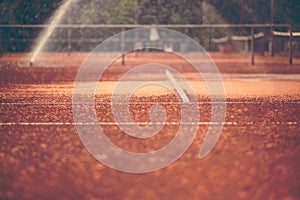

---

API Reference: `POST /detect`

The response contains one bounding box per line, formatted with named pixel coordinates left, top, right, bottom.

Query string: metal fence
left=0, top=23, right=296, bottom=65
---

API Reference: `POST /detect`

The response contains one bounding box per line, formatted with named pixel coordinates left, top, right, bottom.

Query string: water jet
left=30, top=0, right=73, bottom=66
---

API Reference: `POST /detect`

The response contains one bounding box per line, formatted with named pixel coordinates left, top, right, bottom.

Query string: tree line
left=0, top=0, right=299, bottom=52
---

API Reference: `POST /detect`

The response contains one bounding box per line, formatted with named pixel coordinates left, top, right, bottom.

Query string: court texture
left=0, top=51, right=300, bottom=199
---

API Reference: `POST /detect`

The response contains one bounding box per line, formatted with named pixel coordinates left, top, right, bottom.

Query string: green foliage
left=0, top=0, right=299, bottom=52
left=1, top=0, right=298, bottom=27
left=209, top=0, right=300, bottom=30
left=105, top=0, right=136, bottom=24
left=104, top=0, right=203, bottom=24
left=0, top=0, right=61, bottom=24
left=274, top=0, right=300, bottom=29
left=136, top=0, right=202, bottom=24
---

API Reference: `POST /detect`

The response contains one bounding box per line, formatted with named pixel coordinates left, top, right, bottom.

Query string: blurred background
left=0, top=0, right=299, bottom=53
left=1, top=1, right=300, bottom=199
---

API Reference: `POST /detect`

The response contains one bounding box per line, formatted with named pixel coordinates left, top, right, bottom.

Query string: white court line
left=221, top=73, right=300, bottom=81
left=0, top=121, right=297, bottom=126
left=1, top=101, right=299, bottom=105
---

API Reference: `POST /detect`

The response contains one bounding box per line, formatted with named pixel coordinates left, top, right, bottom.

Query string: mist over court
left=0, top=0, right=300, bottom=199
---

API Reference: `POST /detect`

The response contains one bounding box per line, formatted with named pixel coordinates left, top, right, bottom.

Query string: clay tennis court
left=0, top=52, right=300, bottom=199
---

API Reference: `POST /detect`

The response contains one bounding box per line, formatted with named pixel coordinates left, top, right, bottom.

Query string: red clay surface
left=1, top=52, right=300, bottom=84
left=0, top=52, right=300, bottom=200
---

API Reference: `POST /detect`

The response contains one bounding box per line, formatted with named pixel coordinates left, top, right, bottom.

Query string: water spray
left=30, top=0, right=73, bottom=66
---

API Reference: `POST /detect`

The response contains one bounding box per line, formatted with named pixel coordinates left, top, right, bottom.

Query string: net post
left=121, top=28, right=125, bottom=65
left=271, top=26, right=275, bottom=57
left=67, top=11, right=72, bottom=54
left=251, top=27, right=255, bottom=65
left=260, top=29, right=265, bottom=56
left=67, top=27, right=71, bottom=54
left=0, top=28, right=2, bottom=57
left=289, top=26, right=293, bottom=65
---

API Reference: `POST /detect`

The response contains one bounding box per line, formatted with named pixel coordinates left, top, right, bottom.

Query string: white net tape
left=231, top=32, right=264, bottom=41
left=212, top=32, right=264, bottom=43
left=272, top=30, right=300, bottom=37
left=211, top=36, right=229, bottom=43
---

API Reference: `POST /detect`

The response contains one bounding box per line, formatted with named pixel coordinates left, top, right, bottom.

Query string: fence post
left=251, top=27, right=255, bottom=65
left=0, top=28, right=2, bottom=57
left=121, top=28, right=125, bottom=65
left=67, top=13, right=72, bottom=53
left=289, top=26, right=293, bottom=65
left=271, top=26, right=275, bottom=57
